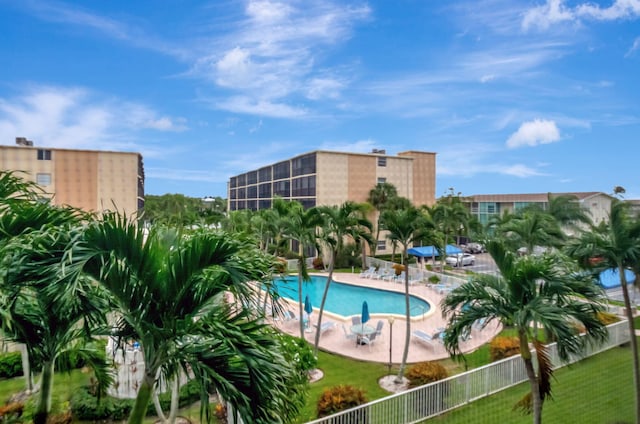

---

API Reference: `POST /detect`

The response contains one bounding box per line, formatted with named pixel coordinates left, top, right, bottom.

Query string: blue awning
left=407, top=244, right=462, bottom=258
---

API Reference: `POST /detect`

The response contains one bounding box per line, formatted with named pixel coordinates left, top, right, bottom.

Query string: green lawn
left=0, top=340, right=634, bottom=423
left=426, top=344, right=634, bottom=423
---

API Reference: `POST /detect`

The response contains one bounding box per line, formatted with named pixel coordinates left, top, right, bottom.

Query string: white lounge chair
left=412, top=330, right=438, bottom=349
left=316, top=321, right=336, bottom=334
left=359, top=266, right=376, bottom=278
left=360, top=331, right=377, bottom=351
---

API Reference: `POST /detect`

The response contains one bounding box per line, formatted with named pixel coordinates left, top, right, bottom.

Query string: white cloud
left=319, top=139, right=379, bottom=153
left=305, top=77, right=345, bottom=100
left=246, top=1, right=293, bottom=23
left=626, top=37, right=640, bottom=57
left=0, top=86, right=187, bottom=151
left=523, top=0, right=640, bottom=31
left=506, top=119, right=561, bottom=148
left=500, top=164, right=548, bottom=177
left=215, top=96, right=307, bottom=118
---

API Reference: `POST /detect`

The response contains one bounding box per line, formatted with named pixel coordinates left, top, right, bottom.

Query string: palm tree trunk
left=168, top=378, right=180, bottom=423
left=19, top=344, right=34, bottom=392
left=297, top=260, right=305, bottom=338
left=396, top=251, right=411, bottom=384
left=519, top=332, right=542, bottom=424
left=33, top=359, right=54, bottom=424
left=314, top=250, right=335, bottom=355
left=128, top=373, right=155, bottom=424
left=619, top=265, right=640, bottom=422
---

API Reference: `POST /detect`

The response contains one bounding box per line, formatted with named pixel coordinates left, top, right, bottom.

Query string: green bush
left=276, top=333, right=317, bottom=373
left=405, top=361, right=449, bottom=388
left=312, top=257, right=324, bottom=270
left=428, top=275, right=441, bottom=284
left=0, top=352, right=23, bottom=379
left=316, top=385, right=368, bottom=418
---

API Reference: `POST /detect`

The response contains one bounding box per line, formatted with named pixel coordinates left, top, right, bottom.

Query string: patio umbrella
left=361, top=301, right=370, bottom=326
left=304, top=295, right=313, bottom=330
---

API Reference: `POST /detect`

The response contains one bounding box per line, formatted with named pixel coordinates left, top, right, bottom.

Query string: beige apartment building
left=228, top=149, right=436, bottom=211
left=228, top=149, right=436, bottom=253
left=1, top=138, right=144, bottom=216
left=463, top=192, right=614, bottom=227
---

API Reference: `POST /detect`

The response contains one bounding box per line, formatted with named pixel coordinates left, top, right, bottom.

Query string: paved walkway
left=270, top=272, right=501, bottom=364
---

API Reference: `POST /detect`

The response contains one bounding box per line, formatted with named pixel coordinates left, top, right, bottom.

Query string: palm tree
left=0, top=206, right=111, bottom=424
left=380, top=206, right=433, bottom=383
left=429, top=193, right=471, bottom=267
left=367, top=182, right=399, bottom=256
left=279, top=201, right=322, bottom=338
left=565, top=199, right=640, bottom=422
left=496, top=210, right=565, bottom=255
left=313, top=202, right=373, bottom=355
left=442, top=240, right=608, bottom=424
left=60, top=213, right=305, bottom=424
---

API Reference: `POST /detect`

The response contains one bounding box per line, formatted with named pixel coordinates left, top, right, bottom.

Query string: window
left=377, top=240, right=386, bottom=250
left=36, top=173, right=51, bottom=186
left=292, top=176, right=316, bottom=197
left=273, top=161, right=290, bottom=180
left=258, top=199, right=272, bottom=210
left=237, top=174, right=246, bottom=186
left=377, top=177, right=386, bottom=184
left=377, top=157, right=387, bottom=167
left=247, top=171, right=258, bottom=185
left=229, top=177, right=237, bottom=188
left=258, top=166, right=272, bottom=182
left=292, top=153, right=316, bottom=177
left=37, top=149, right=52, bottom=160
left=258, top=183, right=272, bottom=198
left=273, top=180, right=290, bottom=197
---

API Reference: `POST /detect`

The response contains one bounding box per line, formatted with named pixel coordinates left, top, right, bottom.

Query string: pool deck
left=270, top=272, right=501, bottom=364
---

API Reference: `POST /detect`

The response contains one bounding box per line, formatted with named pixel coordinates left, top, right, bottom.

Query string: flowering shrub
left=489, top=336, right=521, bottom=361
left=316, top=385, right=368, bottom=418
left=405, top=361, right=449, bottom=388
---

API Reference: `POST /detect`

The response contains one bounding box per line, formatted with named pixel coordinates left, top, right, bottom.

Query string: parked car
left=445, top=253, right=476, bottom=267
left=464, top=243, right=485, bottom=254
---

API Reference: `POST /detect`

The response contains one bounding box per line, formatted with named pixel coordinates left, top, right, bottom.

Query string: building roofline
left=1, top=143, right=142, bottom=157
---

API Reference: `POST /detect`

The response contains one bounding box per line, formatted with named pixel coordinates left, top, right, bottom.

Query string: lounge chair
left=284, top=310, right=298, bottom=322
left=373, top=269, right=391, bottom=280
left=359, top=266, right=376, bottom=278
left=412, top=330, right=438, bottom=349
left=316, top=321, right=336, bottom=334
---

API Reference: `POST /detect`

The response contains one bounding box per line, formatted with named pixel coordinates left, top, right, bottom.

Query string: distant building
left=462, top=192, right=614, bottom=227
left=227, top=149, right=436, bottom=254
left=227, top=149, right=436, bottom=211
left=1, top=137, right=144, bottom=216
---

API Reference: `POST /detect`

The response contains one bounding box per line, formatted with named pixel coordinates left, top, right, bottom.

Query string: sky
left=0, top=0, right=639, bottom=199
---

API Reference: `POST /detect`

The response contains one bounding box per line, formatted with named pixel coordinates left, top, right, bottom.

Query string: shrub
left=0, top=402, right=24, bottom=421
left=489, top=336, right=521, bottom=361
left=316, top=385, right=368, bottom=418
left=428, top=275, right=441, bottom=284
left=0, top=352, right=23, bottom=379
left=276, top=333, right=317, bottom=373
left=312, top=257, right=324, bottom=270
left=405, top=361, right=449, bottom=388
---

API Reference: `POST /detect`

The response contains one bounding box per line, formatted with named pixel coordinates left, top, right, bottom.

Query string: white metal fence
left=305, top=320, right=630, bottom=424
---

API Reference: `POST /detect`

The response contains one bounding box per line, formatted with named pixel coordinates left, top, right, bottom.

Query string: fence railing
left=305, top=320, right=630, bottom=424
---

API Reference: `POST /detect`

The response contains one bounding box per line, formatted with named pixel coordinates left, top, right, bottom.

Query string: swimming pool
left=269, top=275, right=431, bottom=318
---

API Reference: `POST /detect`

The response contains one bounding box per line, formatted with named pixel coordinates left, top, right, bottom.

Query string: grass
left=426, top=343, right=634, bottom=423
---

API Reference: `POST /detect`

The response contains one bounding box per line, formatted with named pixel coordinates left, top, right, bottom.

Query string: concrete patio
left=271, top=272, right=501, bottom=364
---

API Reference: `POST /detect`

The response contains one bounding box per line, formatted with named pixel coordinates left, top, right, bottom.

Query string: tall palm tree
left=0, top=206, right=111, bottom=424
left=565, top=199, right=640, bottom=422
left=442, top=240, right=608, bottom=424
left=313, top=202, right=373, bottom=354
left=380, top=206, right=433, bottom=383
left=429, top=194, right=471, bottom=267
left=367, top=182, right=399, bottom=256
left=60, top=214, right=304, bottom=424
left=279, top=201, right=322, bottom=338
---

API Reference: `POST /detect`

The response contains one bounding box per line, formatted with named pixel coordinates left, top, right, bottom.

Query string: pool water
left=269, top=275, right=431, bottom=317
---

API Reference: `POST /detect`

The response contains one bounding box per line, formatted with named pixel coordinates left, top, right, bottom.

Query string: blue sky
left=1, top=0, right=638, bottom=199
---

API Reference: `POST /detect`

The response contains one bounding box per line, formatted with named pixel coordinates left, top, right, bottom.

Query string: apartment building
left=1, top=137, right=144, bottom=216
left=463, top=192, right=614, bottom=227
left=228, top=149, right=436, bottom=211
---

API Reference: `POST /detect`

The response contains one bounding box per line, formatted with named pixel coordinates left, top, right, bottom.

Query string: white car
left=445, top=253, right=476, bottom=267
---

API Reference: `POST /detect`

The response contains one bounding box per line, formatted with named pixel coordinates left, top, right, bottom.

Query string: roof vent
left=371, top=149, right=386, bottom=154
left=15, top=137, right=34, bottom=146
